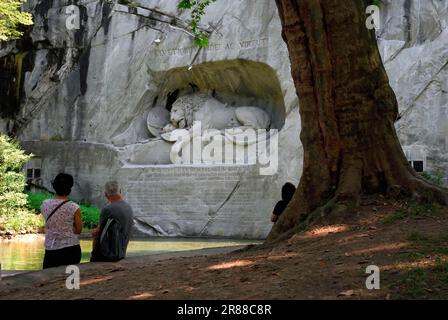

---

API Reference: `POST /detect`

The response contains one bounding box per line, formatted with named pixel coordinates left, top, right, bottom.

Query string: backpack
left=98, top=218, right=126, bottom=262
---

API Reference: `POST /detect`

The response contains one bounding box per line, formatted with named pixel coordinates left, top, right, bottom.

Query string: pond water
left=0, top=235, right=260, bottom=271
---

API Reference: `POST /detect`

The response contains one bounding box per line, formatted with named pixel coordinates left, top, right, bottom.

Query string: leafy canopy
left=178, top=0, right=217, bottom=47
left=0, top=0, right=33, bottom=41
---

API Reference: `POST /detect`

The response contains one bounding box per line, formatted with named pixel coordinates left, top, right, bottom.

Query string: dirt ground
left=1, top=195, right=448, bottom=300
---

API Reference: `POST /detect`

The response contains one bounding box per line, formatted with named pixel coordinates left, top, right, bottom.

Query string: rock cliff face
left=378, top=0, right=448, bottom=183
left=0, top=0, right=301, bottom=238
left=0, top=0, right=447, bottom=238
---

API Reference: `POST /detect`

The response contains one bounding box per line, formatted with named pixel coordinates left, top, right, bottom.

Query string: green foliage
left=398, top=267, right=429, bottom=298
left=407, top=230, right=428, bottom=242
left=390, top=232, right=448, bottom=299
left=118, top=0, right=137, bottom=8
left=0, top=134, right=43, bottom=234
left=421, top=171, right=445, bottom=187
left=178, top=0, right=217, bottom=47
left=383, top=199, right=442, bottom=225
left=382, top=195, right=444, bottom=225
left=407, top=231, right=448, bottom=245
left=0, top=208, right=44, bottom=234
left=0, top=134, right=31, bottom=215
left=370, top=0, right=382, bottom=6
left=26, top=192, right=49, bottom=212
left=400, top=251, right=425, bottom=261
left=79, top=204, right=101, bottom=229
left=403, top=200, right=440, bottom=217
left=27, top=192, right=101, bottom=230
left=395, top=258, right=448, bottom=299
left=0, top=0, right=33, bottom=41
left=382, top=211, right=405, bottom=224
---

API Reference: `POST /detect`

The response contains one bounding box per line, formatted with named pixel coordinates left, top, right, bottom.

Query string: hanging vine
left=177, top=0, right=217, bottom=47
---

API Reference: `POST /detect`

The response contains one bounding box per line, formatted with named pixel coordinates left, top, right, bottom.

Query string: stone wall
left=119, top=165, right=276, bottom=238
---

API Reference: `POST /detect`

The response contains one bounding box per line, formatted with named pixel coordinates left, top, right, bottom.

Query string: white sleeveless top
left=41, top=199, right=80, bottom=250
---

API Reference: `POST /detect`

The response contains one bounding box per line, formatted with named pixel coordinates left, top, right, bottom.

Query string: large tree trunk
left=268, top=0, right=448, bottom=241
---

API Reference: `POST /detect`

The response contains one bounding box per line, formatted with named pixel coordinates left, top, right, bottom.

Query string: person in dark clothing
left=271, top=182, right=296, bottom=223
left=90, top=181, right=134, bottom=262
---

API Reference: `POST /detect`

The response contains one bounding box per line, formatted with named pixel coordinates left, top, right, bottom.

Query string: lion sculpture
left=161, top=93, right=271, bottom=134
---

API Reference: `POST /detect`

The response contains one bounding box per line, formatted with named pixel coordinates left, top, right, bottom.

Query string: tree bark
left=268, top=0, right=448, bottom=241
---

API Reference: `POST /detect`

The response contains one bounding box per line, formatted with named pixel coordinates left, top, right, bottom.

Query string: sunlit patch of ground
left=207, top=260, right=254, bottom=270
left=291, top=225, right=349, bottom=241
left=127, top=292, right=155, bottom=300
left=80, top=276, right=114, bottom=286
left=349, top=242, right=409, bottom=256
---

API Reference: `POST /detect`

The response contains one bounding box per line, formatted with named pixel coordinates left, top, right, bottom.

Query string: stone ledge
left=0, top=246, right=247, bottom=296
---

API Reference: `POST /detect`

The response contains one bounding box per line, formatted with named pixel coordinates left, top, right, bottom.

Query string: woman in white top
left=41, top=173, right=83, bottom=269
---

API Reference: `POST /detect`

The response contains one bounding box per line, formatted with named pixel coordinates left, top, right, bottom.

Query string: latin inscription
left=150, top=38, right=269, bottom=57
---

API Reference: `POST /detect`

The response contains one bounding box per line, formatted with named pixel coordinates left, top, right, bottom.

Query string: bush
left=421, top=171, right=445, bottom=187
left=0, top=208, right=44, bottom=234
left=26, top=191, right=51, bottom=212
left=0, top=134, right=43, bottom=235
left=27, top=192, right=101, bottom=230
left=0, top=134, right=31, bottom=214
left=81, top=205, right=101, bottom=229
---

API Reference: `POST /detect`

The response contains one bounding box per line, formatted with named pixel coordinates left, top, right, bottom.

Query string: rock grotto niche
left=112, top=59, right=287, bottom=166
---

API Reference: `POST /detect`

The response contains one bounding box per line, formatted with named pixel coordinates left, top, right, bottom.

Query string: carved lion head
left=170, top=102, right=189, bottom=129
left=170, top=95, right=201, bottom=128
left=169, top=93, right=213, bottom=129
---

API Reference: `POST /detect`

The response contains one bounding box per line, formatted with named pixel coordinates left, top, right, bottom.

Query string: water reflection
left=0, top=235, right=259, bottom=270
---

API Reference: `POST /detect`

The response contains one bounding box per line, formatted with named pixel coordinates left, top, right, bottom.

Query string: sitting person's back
left=91, top=181, right=134, bottom=262
left=41, top=173, right=83, bottom=269
left=271, top=182, right=296, bottom=223
left=101, top=200, right=134, bottom=244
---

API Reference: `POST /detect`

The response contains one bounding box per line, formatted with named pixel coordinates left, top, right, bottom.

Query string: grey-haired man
left=90, top=181, right=134, bottom=262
